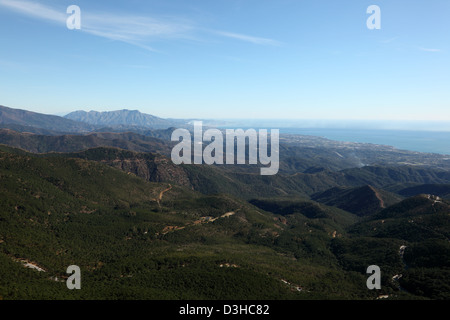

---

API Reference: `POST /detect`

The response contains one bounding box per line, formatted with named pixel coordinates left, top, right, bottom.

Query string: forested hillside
left=1, top=146, right=448, bottom=300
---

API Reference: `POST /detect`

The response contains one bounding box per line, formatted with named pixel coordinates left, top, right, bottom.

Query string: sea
left=206, top=119, right=450, bottom=155
left=278, top=128, right=450, bottom=155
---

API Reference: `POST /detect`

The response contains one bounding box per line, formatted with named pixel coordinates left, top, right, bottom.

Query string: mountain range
left=0, top=105, right=187, bottom=134
left=64, top=109, right=185, bottom=129
left=0, top=104, right=449, bottom=300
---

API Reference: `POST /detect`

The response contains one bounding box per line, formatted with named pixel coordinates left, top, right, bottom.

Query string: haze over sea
left=213, top=120, right=450, bottom=155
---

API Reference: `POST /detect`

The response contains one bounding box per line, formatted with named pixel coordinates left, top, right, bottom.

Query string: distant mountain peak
left=64, top=109, right=181, bottom=129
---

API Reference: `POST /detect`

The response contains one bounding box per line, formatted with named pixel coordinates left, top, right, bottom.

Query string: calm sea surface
left=278, top=128, right=450, bottom=155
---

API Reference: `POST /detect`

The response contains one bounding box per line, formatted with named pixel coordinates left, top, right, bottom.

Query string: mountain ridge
left=0, top=105, right=187, bottom=134
left=0, top=105, right=95, bottom=134
left=64, top=109, right=184, bottom=129
left=311, top=185, right=404, bottom=217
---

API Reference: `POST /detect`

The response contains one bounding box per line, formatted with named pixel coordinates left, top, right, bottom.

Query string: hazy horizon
left=41, top=107, right=450, bottom=132
left=1, top=103, right=447, bottom=132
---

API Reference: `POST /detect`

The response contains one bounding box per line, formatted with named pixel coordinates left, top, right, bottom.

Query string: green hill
left=397, top=184, right=450, bottom=199
left=311, top=185, right=404, bottom=217
left=0, top=144, right=449, bottom=300
left=0, top=129, right=171, bottom=155
left=332, top=195, right=450, bottom=299
left=50, top=146, right=450, bottom=200
left=0, top=148, right=376, bottom=300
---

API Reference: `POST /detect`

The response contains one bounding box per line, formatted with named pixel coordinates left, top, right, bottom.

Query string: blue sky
left=0, top=0, right=449, bottom=121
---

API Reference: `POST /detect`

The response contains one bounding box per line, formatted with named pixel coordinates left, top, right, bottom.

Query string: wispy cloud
left=0, top=0, right=279, bottom=51
left=83, top=14, right=194, bottom=43
left=419, top=47, right=442, bottom=52
left=0, top=0, right=193, bottom=52
left=0, top=0, right=66, bottom=23
left=80, top=14, right=194, bottom=52
left=213, top=31, right=281, bottom=46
